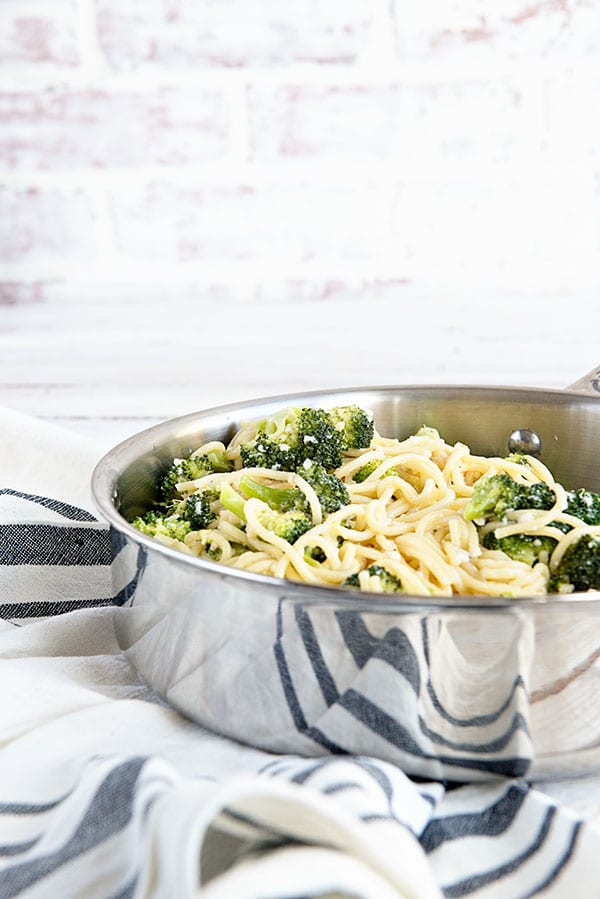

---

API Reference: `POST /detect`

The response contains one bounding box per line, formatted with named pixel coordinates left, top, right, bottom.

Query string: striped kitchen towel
left=1, top=405, right=599, bottom=898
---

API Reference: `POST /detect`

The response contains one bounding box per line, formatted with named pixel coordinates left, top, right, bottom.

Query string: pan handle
left=567, top=364, right=600, bottom=396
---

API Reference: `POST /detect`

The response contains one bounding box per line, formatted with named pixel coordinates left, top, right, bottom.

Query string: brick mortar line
left=0, top=261, right=416, bottom=281
left=227, top=81, right=251, bottom=167
left=0, top=57, right=592, bottom=93
left=75, top=0, right=113, bottom=80
left=0, top=164, right=597, bottom=190
left=1, top=263, right=598, bottom=288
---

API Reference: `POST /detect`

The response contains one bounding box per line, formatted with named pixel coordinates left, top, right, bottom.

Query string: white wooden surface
left=1, top=286, right=598, bottom=454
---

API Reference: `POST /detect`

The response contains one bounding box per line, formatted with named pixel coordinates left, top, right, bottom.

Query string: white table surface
left=2, top=286, right=599, bottom=453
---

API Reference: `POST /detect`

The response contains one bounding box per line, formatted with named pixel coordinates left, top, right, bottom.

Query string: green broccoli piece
left=220, top=482, right=312, bottom=544
left=304, top=545, right=327, bottom=566
left=239, top=406, right=301, bottom=470
left=476, top=484, right=600, bottom=570
left=343, top=572, right=360, bottom=588
left=550, top=535, right=600, bottom=592
left=365, top=564, right=404, bottom=593
left=505, top=453, right=529, bottom=466
left=565, top=488, right=600, bottom=526
left=352, top=460, right=397, bottom=483
left=527, top=482, right=557, bottom=509
left=178, top=490, right=218, bottom=531
left=464, top=474, right=555, bottom=522
left=294, top=407, right=345, bottom=469
left=482, top=531, right=557, bottom=566
left=255, top=508, right=313, bottom=544
left=191, top=530, right=224, bottom=562
left=353, top=460, right=380, bottom=483
left=343, top=564, right=403, bottom=592
left=240, top=406, right=344, bottom=472
left=239, top=475, right=309, bottom=514
left=327, top=405, right=374, bottom=450
left=131, top=509, right=191, bottom=543
left=240, top=433, right=298, bottom=472
left=465, top=474, right=522, bottom=521
left=219, top=482, right=247, bottom=522
left=297, top=461, right=350, bottom=515
left=239, top=465, right=349, bottom=518
left=161, top=448, right=231, bottom=501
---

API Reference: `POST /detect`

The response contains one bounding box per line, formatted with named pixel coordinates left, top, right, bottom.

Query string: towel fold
left=1, top=406, right=599, bottom=898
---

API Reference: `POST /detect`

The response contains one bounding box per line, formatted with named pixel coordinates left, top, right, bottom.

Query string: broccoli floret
left=219, top=482, right=312, bottom=544
left=131, top=509, right=191, bottom=543
left=239, top=469, right=349, bottom=518
left=161, top=448, right=231, bottom=501
left=550, top=535, right=600, bottom=592
left=132, top=483, right=221, bottom=543
left=239, top=406, right=302, bottom=470
left=256, top=508, right=313, bottom=544
left=239, top=475, right=309, bottom=514
left=295, top=407, right=344, bottom=470
left=505, top=453, right=529, bottom=466
left=298, top=461, right=350, bottom=515
left=483, top=531, right=557, bottom=566
left=352, top=460, right=397, bottom=483
left=565, top=488, right=600, bottom=526
left=205, top=543, right=222, bottom=562
left=343, top=564, right=403, bottom=592
left=327, top=405, right=374, bottom=450
left=239, top=405, right=375, bottom=472
left=465, top=474, right=523, bottom=521
left=178, top=490, right=218, bottom=531
left=190, top=530, right=223, bottom=562
left=365, top=564, right=404, bottom=593
left=240, top=434, right=298, bottom=472
left=527, top=482, right=557, bottom=509
left=304, top=545, right=327, bottom=566
left=240, top=406, right=344, bottom=472
left=464, top=474, right=555, bottom=522
left=353, top=460, right=380, bottom=483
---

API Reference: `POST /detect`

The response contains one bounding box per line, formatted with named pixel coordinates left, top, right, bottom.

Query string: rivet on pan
left=507, top=428, right=542, bottom=457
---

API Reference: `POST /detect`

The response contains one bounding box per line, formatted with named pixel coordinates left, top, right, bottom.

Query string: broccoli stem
left=239, top=475, right=306, bottom=513
left=220, top=482, right=246, bottom=522
left=202, top=448, right=231, bottom=472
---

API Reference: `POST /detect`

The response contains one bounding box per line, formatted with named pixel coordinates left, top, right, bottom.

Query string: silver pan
left=92, top=364, right=600, bottom=782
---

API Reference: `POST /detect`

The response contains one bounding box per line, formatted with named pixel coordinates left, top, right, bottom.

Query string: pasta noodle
left=136, top=413, right=600, bottom=598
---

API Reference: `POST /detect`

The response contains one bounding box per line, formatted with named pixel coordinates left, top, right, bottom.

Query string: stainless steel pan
left=92, top=364, right=600, bottom=782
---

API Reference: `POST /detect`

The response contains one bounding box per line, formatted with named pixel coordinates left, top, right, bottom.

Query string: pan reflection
left=109, top=539, right=572, bottom=782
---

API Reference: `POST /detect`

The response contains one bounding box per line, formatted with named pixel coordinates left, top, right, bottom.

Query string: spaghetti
left=133, top=411, right=600, bottom=598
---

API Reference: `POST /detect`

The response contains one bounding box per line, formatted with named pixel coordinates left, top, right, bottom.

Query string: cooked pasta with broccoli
left=131, top=405, right=600, bottom=597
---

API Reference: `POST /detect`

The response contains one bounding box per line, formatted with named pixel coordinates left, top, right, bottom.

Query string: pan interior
left=105, top=385, right=600, bottom=523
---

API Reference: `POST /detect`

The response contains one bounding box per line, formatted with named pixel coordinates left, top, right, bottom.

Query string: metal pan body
left=92, top=378, right=600, bottom=781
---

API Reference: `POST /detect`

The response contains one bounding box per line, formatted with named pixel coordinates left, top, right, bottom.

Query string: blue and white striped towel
left=1, top=406, right=600, bottom=898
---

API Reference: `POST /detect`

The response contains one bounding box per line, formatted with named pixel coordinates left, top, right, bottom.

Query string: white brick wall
left=0, top=1, right=80, bottom=70
left=1, top=0, right=600, bottom=303
left=0, top=89, right=231, bottom=168
left=393, top=0, right=600, bottom=59
left=95, top=0, right=372, bottom=69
